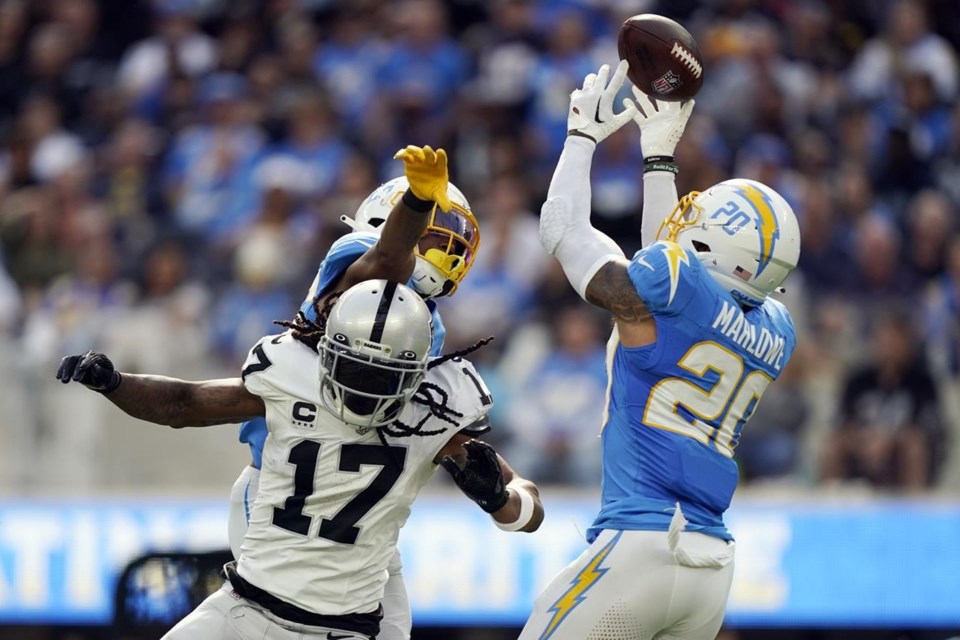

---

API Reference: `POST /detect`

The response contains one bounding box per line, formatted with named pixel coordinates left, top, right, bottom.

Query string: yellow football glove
left=393, top=145, right=452, bottom=212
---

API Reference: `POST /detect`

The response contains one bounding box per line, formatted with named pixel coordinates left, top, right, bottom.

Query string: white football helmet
left=318, top=280, right=433, bottom=433
left=341, top=177, right=480, bottom=298
left=657, top=178, right=801, bottom=307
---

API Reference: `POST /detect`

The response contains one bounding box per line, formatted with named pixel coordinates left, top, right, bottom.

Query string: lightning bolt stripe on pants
left=537, top=530, right=623, bottom=640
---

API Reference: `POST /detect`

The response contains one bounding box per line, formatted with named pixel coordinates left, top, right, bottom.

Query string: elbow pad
left=540, top=196, right=624, bottom=299
left=539, top=196, right=573, bottom=255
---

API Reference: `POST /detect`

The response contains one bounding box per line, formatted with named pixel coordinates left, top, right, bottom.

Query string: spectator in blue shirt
left=314, top=9, right=388, bottom=132
left=376, top=0, right=468, bottom=154
left=525, top=10, right=596, bottom=172
left=504, top=305, right=607, bottom=485
left=163, top=72, right=265, bottom=240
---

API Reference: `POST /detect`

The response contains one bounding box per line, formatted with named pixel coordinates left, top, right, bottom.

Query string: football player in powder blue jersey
left=521, top=62, right=800, bottom=640
left=231, top=145, right=481, bottom=640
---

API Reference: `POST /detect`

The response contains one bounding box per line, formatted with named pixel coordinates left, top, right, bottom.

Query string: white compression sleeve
left=540, top=136, right=625, bottom=299
left=640, top=170, right=679, bottom=247
left=228, top=465, right=260, bottom=560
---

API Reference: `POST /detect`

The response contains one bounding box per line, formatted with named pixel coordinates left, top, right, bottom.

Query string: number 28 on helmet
left=657, top=178, right=801, bottom=307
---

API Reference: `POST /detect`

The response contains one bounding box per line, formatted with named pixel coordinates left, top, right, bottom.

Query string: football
left=617, top=14, right=703, bottom=102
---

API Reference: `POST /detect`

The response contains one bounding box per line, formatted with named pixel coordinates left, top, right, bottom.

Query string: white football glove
left=626, top=87, right=695, bottom=158
left=568, top=61, right=638, bottom=145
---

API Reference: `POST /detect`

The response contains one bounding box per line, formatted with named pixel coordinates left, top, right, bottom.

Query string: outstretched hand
left=56, top=351, right=121, bottom=394
left=393, top=145, right=452, bottom=212
left=627, top=88, right=695, bottom=158
left=567, top=60, right=638, bottom=145
left=441, top=440, right=509, bottom=513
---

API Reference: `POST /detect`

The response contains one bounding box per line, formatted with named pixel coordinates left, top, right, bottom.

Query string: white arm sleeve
left=540, top=136, right=625, bottom=299
left=640, top=170, right=679, bottom=247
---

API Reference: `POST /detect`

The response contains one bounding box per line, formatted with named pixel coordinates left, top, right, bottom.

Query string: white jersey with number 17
left=237, top=331, right=493, bottom=616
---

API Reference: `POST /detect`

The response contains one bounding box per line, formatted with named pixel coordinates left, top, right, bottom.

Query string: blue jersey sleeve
left=760, top=297, right=798, bottom=365
left=626, top=241, right=701, bottom=315
left=427, top=300, right=445, bottom=356
left=238, top=418, right=268, bottom=469
left=299, top=232, right=378, bottom=321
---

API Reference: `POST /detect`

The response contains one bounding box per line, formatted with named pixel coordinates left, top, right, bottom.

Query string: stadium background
left=0, top=0, right=959, bottom=638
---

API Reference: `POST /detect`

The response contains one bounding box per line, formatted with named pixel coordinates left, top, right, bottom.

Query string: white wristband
left=492, top=482, right=536, bottom=532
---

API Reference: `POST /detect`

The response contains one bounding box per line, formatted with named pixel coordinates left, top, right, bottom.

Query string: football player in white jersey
left=229, top=144, right=482, bottom=639
left=56, top=279, right=543, bottom=639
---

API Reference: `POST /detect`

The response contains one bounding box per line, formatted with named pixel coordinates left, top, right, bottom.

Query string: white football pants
left=228, top=465, right=412, bottom=640
left=519, top=512, right=735, bottom=640
left=162, top=582, right=371, bottom=640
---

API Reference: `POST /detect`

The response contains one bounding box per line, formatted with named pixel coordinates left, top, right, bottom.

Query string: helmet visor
left=418, top=204, right=480, bottom=287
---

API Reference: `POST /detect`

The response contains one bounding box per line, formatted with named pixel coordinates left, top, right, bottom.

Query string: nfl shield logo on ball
left=651, top=70, right=683, bottom=94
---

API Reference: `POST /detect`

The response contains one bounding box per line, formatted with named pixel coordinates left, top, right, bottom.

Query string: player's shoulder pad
left=241, top=332, right=313, bottom=398
left=627, top=241, right=701, bottom=314
left=421, top=357, right=494, bottom=435
left=328, top=231, right=378, bottom=258
left=302, top=232, right=381, bottom=319
left=761, top=296, right=797, bottom=343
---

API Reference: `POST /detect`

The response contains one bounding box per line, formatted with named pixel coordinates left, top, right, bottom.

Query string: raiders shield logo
left=651, top=70, right=683, bottom=95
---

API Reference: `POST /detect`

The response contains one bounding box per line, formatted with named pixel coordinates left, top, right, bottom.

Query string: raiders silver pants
left=162, top=582, right=372, bottom=640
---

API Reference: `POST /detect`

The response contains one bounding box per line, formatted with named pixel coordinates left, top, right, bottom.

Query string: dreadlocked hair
left=379, top=336, right=496, bottom=440
left=427, top=336, right=495, bottom=370
left=274, top=291, right=343, bottom=351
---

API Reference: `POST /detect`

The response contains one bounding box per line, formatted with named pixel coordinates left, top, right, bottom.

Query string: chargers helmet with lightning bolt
left=657, top=178, right=800, bottom=307
left=342, top=177, right=480, bottom=298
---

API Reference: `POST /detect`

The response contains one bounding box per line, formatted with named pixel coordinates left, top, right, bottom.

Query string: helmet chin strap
left=411, top=257, right=451, bottom=298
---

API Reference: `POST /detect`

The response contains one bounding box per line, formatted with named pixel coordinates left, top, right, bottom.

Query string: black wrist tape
left=643, top=155, right=679, bottom=174
left=401, top=189, right=435, bottom=213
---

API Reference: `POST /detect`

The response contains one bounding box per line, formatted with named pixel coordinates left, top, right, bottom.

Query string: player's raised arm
left=539, top=62, right=655, bottom=344
left=539, top=62, right=635, bottom=298
left=627, top=90, right=694, bottom=247
left=56, top=351, right=264, bottom=428
left=438, top=436, right=544, bottom=533
left=340, top=145, right=452, bottom=289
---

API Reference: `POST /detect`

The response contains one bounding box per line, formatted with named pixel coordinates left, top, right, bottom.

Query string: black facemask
left=333, top=357, right=404, bottom=417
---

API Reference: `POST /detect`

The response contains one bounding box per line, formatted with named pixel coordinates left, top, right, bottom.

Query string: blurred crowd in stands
left=0, top=0, right=959, bottom=495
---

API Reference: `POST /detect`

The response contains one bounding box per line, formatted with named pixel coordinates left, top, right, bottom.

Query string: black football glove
left=56, top=351, right=121, bottom=394
left=441, top=440, right=508, bottom=514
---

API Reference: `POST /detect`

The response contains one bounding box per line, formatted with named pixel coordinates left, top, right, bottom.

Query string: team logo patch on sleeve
left=662, top=243, right=690, bottom=305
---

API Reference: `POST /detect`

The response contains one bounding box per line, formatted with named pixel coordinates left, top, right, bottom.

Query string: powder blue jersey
left=588, top=241, right=796, bottom=542
left=239, top=232, right=446, bottom=467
